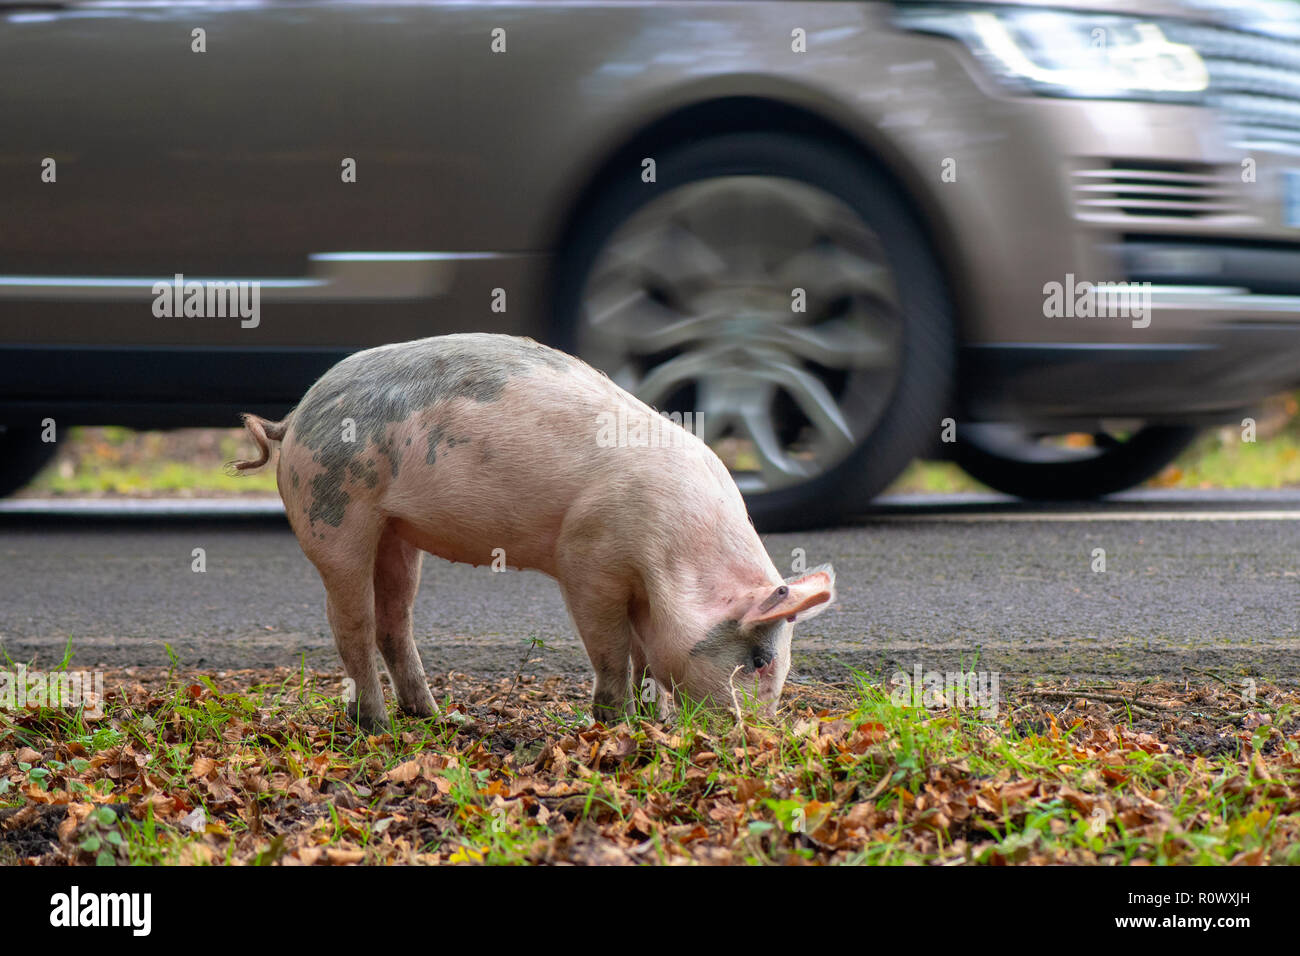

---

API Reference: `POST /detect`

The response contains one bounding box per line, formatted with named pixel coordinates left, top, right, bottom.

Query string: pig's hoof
left=399, top=702, right=438, bottom=720
left=591, top=702, right=627, bottom=727
left=345, top=701, right=389, bottom=734
left=357, top=715, right=390, bottom=734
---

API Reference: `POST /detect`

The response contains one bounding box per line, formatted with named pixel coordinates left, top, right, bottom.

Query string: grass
left=23, top=426, right=278, bottom=497
left=25, top=406, right=1300, bottom=500
left=1164, top=428, right=1300, bottom=489
left=35, top=462, right=279, bottom=497
left=2, top=664, right=1297, bottom=865
left=887, top=414, right=1300, bottom=497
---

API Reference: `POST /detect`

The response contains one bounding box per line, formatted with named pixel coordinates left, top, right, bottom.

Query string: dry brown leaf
left=383, top=759, right=421, bottom=784
left=325, top=847, right=365, bottom=865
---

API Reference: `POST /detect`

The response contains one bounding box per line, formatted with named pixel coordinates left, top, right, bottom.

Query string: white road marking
left=0, top=498, right=285, bottom=516
left=873, top=510, right=1300, bottom=522
left=3, top=498, right=1299, bottom=522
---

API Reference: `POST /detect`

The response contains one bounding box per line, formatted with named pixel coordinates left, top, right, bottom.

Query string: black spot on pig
left=309, top=466, right=349, bottom=528
left=427, top=428, right=470, bottom=465
left=426, top=425, right=445, bottom=465
left=376, top=436, right=400, bottom=478
left=692, top=618, right=779, bottom=673
left=347, top=458, right=379, bottom=489
left=287, top=334, right=571, bottom=525
left=693, top=619, right=743, bottom=661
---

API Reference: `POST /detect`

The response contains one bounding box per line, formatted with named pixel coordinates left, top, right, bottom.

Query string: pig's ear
left=742, top=565, right=836, bottom=627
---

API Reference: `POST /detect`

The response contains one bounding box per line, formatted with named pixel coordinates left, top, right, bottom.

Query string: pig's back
left=289, top=333, right=579, bottom=433
left=282, top=334, right=725, bottom=571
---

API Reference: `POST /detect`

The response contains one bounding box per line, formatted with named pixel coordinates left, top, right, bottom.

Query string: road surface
left=1, top=490, right=1297, bottom=685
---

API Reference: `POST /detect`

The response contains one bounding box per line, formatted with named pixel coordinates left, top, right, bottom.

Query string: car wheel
left=0, top=427, right=57, bottom=497
left=952, top=423, right=1199, bottom=500
left=553, top=132, right=954, bottom=531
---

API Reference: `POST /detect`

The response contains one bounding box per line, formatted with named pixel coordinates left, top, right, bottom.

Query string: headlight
left=896, top=6, right=1209, bottom=101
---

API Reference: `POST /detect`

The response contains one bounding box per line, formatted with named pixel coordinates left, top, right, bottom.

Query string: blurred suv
left=2, top=0, right=1299, bottom=529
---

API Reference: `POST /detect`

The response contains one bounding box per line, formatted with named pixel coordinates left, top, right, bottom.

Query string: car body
left=3, top=0, right=1299, bottom=525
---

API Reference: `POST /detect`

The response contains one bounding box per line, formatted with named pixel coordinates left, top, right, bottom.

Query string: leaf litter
left=1, top=667, right=1297, bottom=865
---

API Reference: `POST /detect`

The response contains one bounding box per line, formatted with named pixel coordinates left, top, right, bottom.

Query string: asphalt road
left=1, top=490, right=1297, bottom=686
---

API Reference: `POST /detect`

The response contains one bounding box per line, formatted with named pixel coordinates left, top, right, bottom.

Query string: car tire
left=553, top=131, right=955, bottom=532
left=952, top=424, right=1199, bottom=500
left=0, top=427, right=57, bottom=497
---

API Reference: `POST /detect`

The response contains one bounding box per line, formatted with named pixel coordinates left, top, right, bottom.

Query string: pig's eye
left=757, top=584, right=790, bottom=614
left=750, top=646, right=774, bottom=671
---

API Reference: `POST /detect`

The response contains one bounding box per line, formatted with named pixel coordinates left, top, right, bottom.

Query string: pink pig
left=234, top=333, right=835, bottom=728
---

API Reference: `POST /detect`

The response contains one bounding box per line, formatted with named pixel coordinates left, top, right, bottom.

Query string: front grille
left=1163, top=21, right=1300, bottom=151
left=1072, top=161, right=1247, bottom=223
left=1117, top=235, right=1300, bottom=295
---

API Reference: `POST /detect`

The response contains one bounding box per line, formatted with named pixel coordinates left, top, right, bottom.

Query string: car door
left=0, top=0, right=478, bottom=414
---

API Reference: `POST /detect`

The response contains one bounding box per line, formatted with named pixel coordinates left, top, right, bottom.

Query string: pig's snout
left=747, top=640, right=785, bottom=693
left=736, top=644, right=787, bottom=709
left=684, top=617, right=791, bottom=711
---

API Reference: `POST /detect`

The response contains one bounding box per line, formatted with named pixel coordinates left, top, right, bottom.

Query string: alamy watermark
left=1043, top=273, right=1152, bottom=329
left=890, top=665, right=1000, bottom=719
left=0, top=665, right=104, bottom=718
left=50, top=886, right=151, bottom=936
left=151, top=273, right=260, bottom=328
left=596, top=408, right=704, bottom=449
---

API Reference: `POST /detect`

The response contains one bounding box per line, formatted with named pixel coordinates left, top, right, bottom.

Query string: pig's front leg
left=560, top=582, right=633, bottom=724
left=631, top=638, right=673, bottom=720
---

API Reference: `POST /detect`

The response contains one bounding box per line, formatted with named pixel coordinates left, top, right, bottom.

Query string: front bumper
left=897, top=27, right=1300, bottom=425
left=962, top=315, right=1300, bottom=425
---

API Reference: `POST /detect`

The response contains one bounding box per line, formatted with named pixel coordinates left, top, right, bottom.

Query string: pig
left=232, top=333, right=835, bottom=729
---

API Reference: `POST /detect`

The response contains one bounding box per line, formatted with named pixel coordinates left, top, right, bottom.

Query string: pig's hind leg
left=373, top=522, right=438, bottom=718
left=301, top=521, right=389, bottom=731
